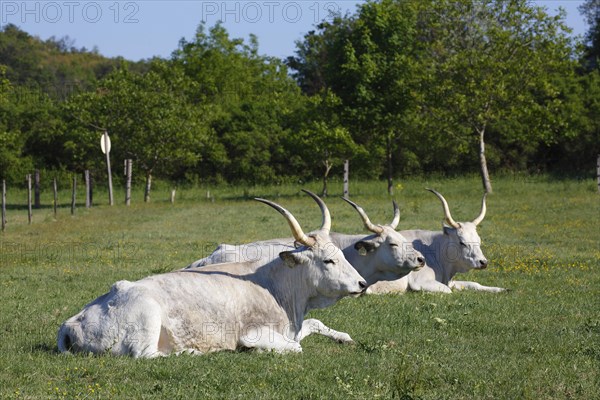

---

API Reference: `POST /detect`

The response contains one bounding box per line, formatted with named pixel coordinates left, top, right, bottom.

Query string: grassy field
left=1, top=176, right=599, bottom=399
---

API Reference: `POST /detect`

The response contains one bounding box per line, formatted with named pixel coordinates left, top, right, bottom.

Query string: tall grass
left=1, top=176, right=598, bottom=399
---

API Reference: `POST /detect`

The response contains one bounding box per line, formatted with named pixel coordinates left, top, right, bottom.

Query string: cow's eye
left=389, top=243, right=398, bottom=248
left=460, top=241, right=467, bottom=247
left=324, top=259, right=335, bottom=265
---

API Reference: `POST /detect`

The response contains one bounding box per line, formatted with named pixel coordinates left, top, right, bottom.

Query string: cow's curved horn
left=426, top=188, right=460, bottom=229
left=471, top=193, right=487, bottom=226
left=301, top=189, right=331, bottom=234
left=389, top=200, right=400, bottom=230
left=341, top=197, right=384, bottom=234
left=255, top=198, right=316, bottom=247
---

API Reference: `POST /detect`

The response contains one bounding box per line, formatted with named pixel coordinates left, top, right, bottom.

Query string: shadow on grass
left=31, top=343, right=60, bottom=355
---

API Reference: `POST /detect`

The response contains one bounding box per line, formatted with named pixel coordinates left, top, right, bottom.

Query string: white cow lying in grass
left=297, top=189, right=506, bottom=343
left=188, top=190, right=425, bottom=343
left=57, top=198, right=367, bottom=358
left=367, top=189, right=506, bottom=294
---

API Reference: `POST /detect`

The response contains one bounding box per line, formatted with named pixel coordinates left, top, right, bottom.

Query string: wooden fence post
left=343, top=160, right=350, bottom=199
left=597, top=154, right=600, bottom=194
left=34, top=169, right=41, bottom=209
left=53, top=178, right=58, bottom=218
left=144, top=173, right=152, bottom=203
left=89, top=173, right=93, bottom=205
left=2, top=180, right=6, bottom=232
left=27, top=174, right=32, bottom=224
left=71, top=175, right=77, bottom=215
left=170, top=189, right=176, bottom=204
left=85, top=170, right=91, bottom=208
left=125, top=159, right=132, bottom=206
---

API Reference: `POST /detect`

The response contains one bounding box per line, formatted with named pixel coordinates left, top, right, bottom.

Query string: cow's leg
left=449, top=280, right=506, bottom=293
left=127, top=299, right=167, bottom=358
left=239, top=326, right=302, bottom=353
left=174, top=349, right=204, bottom=356
left=365, top=278, right=409, bottom=294
left=297, top=319, right=354, bottom=344
left=409, top=279, right=453, bottom=293
left=126, top=325, right=165, bottom=358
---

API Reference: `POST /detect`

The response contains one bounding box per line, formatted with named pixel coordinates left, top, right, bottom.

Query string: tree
left=64, top=61, right=207, bottom=201
left=572, top=1, right=600, bottom=174
left=0, top=65, right=65, bottom=183
left=290, top=91, right=363, bottom=196
left=579, top=0, right=600, bottom=71
left=288, top=1, right=424, bottom=194
left=536, top=70, right=600, bottom=173
left=172, top=23, right=307, bottom=184
left=417, top=0, right=577, bottom=192
left=0, top=67, right=34, bottom=182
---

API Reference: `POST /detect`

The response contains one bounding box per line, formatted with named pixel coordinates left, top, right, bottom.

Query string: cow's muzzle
left=351, top=280, right=369, bottom=296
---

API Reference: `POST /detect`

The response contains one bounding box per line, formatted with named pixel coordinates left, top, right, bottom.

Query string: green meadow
left=0, top=176, right=599, bottom=399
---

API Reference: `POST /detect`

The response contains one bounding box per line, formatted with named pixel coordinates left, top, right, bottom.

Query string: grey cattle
left=57, top=198, right=367, bottom=358
left=367, top=189, right=506, bottom=294
left=188, top=190, right=425, bottom=343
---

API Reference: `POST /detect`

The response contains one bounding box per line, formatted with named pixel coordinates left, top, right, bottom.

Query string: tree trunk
left=321, top=158, right=333, bottom=197
left=387, top=133, right=394, bottom=196
left=478, top=127, right=493, bottom=194
left=144, top=172, right=152, bottom=203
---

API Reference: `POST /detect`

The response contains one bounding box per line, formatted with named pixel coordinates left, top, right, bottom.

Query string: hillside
left=0, top=24, right=147, bottom=96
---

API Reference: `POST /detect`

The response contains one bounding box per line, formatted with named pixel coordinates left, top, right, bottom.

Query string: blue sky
left=0, top=1, right=588, bottom=61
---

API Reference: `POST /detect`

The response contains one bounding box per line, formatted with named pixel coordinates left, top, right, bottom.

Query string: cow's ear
left=443, top=226, right=457, bottom=236
left=354, top=240, right=379, bottom=255
left=279, top=251, right=309, bottom=268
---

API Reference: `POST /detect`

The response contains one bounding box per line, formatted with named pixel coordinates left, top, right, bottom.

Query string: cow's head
left=343, top=198, right=425, bottom=276
left=427, top=188, right=488, bottom=272
left=255, top=195, right=367, bottom=301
